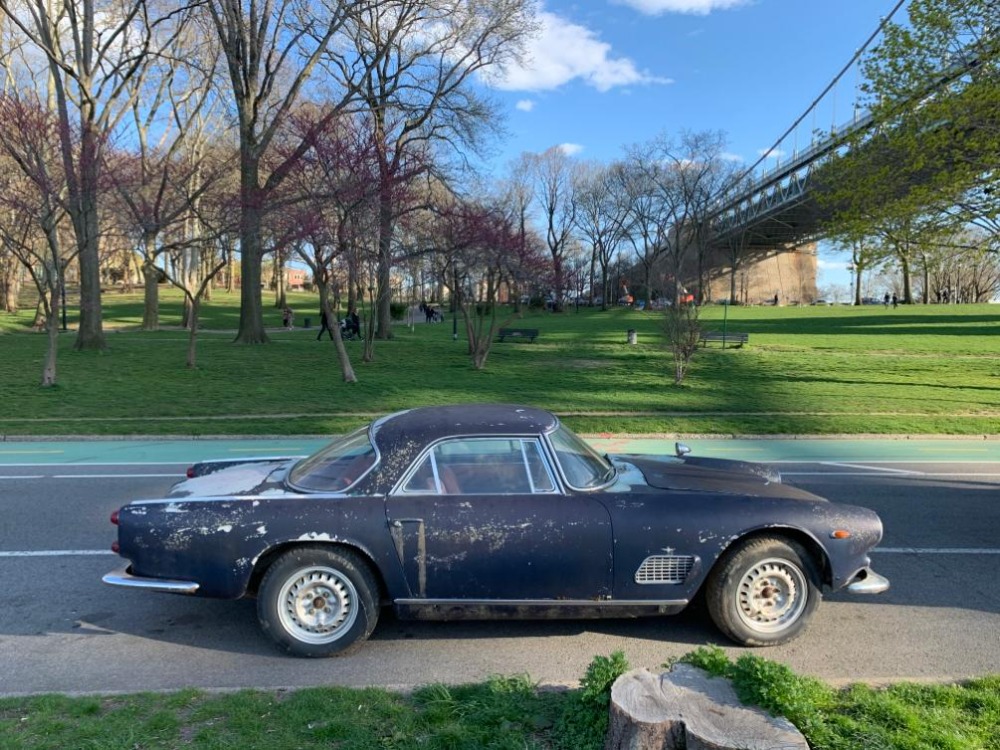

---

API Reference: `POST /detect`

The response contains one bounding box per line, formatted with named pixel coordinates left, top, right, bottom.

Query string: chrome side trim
left=395, top=598, right=688, bottom=607
left=845, top=568, right=890, bottom=595
left=102, top=565, right=200, bottom=594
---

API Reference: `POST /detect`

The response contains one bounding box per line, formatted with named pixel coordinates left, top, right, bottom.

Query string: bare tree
left=105, top=17, right=223, bottom=330
left=0, top=0, right=194, bottom=350
left=204, top=0, right=379, bottom=344
left=662, top=299, right=700, bottom=385
left=527, top=147, right=578, bottom=310
left=0, top=95, right=78, bottom=385
left=330, top=0, right=534, bottom=339
left=574, top=161, right=629, bottom=310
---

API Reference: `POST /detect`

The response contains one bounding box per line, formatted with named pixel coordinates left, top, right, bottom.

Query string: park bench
left=699, top=330, right=748, bottom=348
left=497, top=327, right=539, bottom=343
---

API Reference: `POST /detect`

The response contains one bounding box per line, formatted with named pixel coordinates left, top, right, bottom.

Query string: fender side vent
left=635, top=555, right=695, bottom=584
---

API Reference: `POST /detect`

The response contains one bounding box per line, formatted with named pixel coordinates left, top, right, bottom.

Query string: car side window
left=401, top=438, right=556, bottom=495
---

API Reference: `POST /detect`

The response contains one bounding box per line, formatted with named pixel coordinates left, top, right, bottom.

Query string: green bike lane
left=1, top=436, right=998, bottom=465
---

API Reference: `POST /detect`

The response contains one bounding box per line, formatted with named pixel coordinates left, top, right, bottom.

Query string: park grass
left=1, top=651, right=998, bottom=750
left=1, top=289, right=998, bottom=436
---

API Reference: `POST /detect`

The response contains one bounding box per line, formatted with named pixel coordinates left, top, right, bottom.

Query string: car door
left=385, top=436, right=613, bottom=601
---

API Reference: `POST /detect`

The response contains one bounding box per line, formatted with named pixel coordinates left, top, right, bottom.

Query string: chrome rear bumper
left=103, top=564, right=200, bottom=594
left=845, top=568, right=890, bottom=595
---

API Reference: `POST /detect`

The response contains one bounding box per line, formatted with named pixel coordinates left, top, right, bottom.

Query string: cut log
left=605, top=665, right=809, bottom=750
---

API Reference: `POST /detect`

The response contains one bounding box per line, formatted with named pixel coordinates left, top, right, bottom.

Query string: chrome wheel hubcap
left=277, top=566, right=358, bottom=644
left=736, top=557, right=807, bottom=633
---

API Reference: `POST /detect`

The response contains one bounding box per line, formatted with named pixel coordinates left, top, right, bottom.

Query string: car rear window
left=287, top=427, right=377, bottom=491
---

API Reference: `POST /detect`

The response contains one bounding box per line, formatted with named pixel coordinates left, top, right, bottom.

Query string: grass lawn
left=1, top=649, right=997, bottom=749
left=1, top=289, right=998, bottom=436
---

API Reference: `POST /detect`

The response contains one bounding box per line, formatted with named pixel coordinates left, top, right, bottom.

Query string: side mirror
left=675, top=442, right=691, bottom=458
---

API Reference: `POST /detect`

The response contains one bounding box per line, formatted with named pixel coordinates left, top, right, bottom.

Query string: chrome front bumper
left=103, top=564, right=200, bottom=594
left=845, top=568, right=890, bottom=595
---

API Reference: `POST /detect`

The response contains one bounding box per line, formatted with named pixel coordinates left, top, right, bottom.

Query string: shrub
left=389, top=302, right=408, bottom=320
left=554, top=651, right=630, bottom=750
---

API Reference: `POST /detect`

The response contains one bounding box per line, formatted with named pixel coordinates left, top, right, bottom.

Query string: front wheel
left=257, top=546, right=379, bottom=657
left=705, top=536, right=821, bottom=647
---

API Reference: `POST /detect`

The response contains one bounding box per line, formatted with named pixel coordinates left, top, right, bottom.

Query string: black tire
left=257, top=546, right=380, bottom=657
left=705, top=536, right=821, bottom=647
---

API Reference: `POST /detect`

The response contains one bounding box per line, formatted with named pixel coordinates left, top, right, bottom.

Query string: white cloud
left=515, top=99, right=535, bottom=112
left=558, top=143, right=584, bottom=156
left=757, top=147, right=786, bottom=160
left=493, top=9, right=671, bottom=93
left=817, top=258, right=850, bottom=271
left=615, top=0, right=750, bottom=15
left=720, top=152, right=744, bottom=162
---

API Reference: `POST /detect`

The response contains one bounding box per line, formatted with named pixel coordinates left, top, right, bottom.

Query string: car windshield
left=287, top=427, right=377, bottom=492
left=548, top=424, right=615, bottom=489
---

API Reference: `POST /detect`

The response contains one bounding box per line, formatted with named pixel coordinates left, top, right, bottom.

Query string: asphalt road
left=1, top=439, right=998, bottom=695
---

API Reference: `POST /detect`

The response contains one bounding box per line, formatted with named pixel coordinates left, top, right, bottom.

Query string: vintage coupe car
left=104, top=404, right=888, bottom=657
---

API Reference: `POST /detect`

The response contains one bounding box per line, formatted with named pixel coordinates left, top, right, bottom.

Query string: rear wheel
left=257, top=546, right=379, bottom=657
left=705, top=536, right=821, bottom=646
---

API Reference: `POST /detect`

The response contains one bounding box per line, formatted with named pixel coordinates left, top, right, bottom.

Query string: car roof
left=374, top=404, right=559, bottom=450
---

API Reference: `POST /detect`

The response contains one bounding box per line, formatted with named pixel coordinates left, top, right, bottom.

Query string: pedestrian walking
left=316, top=307, right=334, bottom=340
left=282, top=307, right=293, bottom=329
left=891, top=294, right=898, bottom=309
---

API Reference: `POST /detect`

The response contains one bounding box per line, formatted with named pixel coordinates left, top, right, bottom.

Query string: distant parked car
left=811, top=299, right=832, bottom=306
left=104, top=404, right=888, bottom=657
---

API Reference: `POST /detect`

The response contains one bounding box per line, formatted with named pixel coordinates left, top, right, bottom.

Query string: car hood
left=168, top=459, right=293, bottom=498
left=617, top=455, right=823, bottom=502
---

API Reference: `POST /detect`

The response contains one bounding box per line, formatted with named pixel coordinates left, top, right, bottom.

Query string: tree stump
left=605, top=665, right=809, bottom=750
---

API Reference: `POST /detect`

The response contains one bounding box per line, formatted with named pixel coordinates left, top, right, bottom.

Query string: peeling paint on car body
left=105, top=404, right=886, bottom=638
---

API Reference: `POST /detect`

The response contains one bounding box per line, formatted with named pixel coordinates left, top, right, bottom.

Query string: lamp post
left=60, top=264, right=67, bottom=332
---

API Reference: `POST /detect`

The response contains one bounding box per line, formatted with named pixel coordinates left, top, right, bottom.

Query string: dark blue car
left=104, top=404, right=888, bottom=657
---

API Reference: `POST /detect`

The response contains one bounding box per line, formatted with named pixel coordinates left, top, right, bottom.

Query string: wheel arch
left=246, top=541, right=387, bottom=602
left=712, top=526, right=832, bottom=588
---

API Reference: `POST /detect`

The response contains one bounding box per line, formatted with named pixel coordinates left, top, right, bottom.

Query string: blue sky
left=481, top=0, right=906, bottom=293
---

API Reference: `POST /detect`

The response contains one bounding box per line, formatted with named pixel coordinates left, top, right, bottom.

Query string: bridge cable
left=722, top=0, right=908, bottom=198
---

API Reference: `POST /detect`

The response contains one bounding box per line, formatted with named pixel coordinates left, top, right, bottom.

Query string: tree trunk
left=72, top=122, right=106, bottom=351
left=900, top=254, right=913, bottom=304
left=234, top=145, right=268, bottom=343
left=606, top=666, right=808, bottom=750
left=41, top=281, right=59, bottom=387
left=318, top=282, right=356, bottom=382
left=274, top=251, right=286, bottom=308
left=186, top=297, right=200, bottom=368
left=2, top=257, right=21, bottom=313
left=234, top=203, right=268, bottom=343
left=142, top=252, right=160, bottom=331
left=376, top=197, right=394, bottom=340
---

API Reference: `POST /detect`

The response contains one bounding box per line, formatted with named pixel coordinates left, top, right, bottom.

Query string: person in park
left=343, top=308, right=361, bottom=339
left=282, top=307, right=293, bottom=329
left=316, top=306, right=334, bottom=340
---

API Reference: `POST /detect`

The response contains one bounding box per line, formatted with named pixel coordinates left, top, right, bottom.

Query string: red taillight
left=186, top=466, right=195, bottom=478
left=110, top=509, right=120, bottom=525
left=111, top=541, right=120, bottom=554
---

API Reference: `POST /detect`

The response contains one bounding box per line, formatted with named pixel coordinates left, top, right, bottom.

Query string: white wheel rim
left=277, top=565, right=359, bottom=645
left=735, top=557, right=808, bottom=634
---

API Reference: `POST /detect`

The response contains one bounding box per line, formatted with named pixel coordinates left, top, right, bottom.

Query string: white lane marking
left=51, top=474, right=184, bottom=479
left=0, top=462, right=191, bottom=467
left=874, top=548, right=1000, bottom=554
left=784, top=471, right=1000, bottom=478
left=822, top=462, right=920, bottom=475
left=783, top=472, right=900, bottom=477
left=0, top=550, right=116, bottom=558
left=0, top=476, right=44, bottom=480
